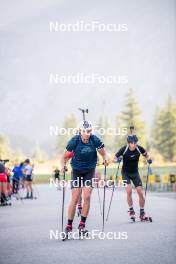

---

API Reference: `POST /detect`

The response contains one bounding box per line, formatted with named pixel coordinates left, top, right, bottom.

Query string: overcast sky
left=0, top=0, right=175, bottom=153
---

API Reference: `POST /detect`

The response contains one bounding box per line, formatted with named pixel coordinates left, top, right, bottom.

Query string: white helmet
left=79, top=120, right=93, bottom=132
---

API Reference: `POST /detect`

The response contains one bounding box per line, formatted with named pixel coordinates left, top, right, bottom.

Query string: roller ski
left=0, top=194, right=12, bottom=206
left=22, top=192, right=37, bottom=200
left=128, top=208, right=136, bottom=222
left=0, top=199, right=12, bottom=206
left=78, top=222, right=89, bottom=238
left=29, top=195, right=37, bottom=200
left=22, top=193, right=30, bottom=199
left=0, top=201, right=12, bottom=206
left=61, top=225, right=72, bottom=241
left=131, top=212, right=152, bottom=223
left=139, top=212, right=152, bottom=222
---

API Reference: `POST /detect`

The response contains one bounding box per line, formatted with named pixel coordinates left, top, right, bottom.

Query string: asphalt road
left=0, top=184, right=176, bottom=264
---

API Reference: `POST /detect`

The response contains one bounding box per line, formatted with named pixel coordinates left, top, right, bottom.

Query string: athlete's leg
left=16, top=180, right=19, bottom=193
left=78, top=192, right=82, bottom=207
left=0, top=182, right=2, bottom=203
left=136, top=186, right=145, bottom=208
left=77, top=191, right=82, bottom=214
left=29, top=181, right=33, bottom=198
left=78, top=186, right=93, bottom=229
left=122, top=172, right=133, bottom=209
left=68, top=188, right=82, bottom=220
left=81, top=186, right=93, bottom=217
left=29, top=181, right=32, bottom=192
left=2, top=182, right=8, bottom=203
left=132, top=172, right=145, bottom=215
left=2, top=182, right=7, bottom=196
left=12, top=180, right=15, bottom=193
left=126, top=184, right=133, bottom=208
left=25, top=180, right=30, bottom=197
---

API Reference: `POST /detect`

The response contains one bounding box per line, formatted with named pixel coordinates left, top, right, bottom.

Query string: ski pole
left=78, top=108, right=88, bottom=122
left=130, top=126, right=134, bottom=135
left=97, top=183, right=102, bottom=216
left=16, top=183, right=24, bottom=204
left=32, top=181, right=40, bottom=198
left=102, top=162, right=107, bottom=232
left=106, top=160, right=121, bottom=221
left=61, top=165, right=66, bottom=233
left=145, top=164, right=152, bottom=201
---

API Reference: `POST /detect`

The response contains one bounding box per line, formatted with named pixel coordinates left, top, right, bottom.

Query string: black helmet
left=127, top=135, right=138, bottom=143
left=24, top=159, right=30, bottom=164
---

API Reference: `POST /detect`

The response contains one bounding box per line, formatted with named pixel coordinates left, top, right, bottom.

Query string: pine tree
left=32, top=143, right=48, bottom=163
left=0, top=135, right=12, bottom=159
left=13, top=147, right=26, bottom=163
left=152, top=97, right=176, bottom=161
left=115, top=88, right=146, bottom=148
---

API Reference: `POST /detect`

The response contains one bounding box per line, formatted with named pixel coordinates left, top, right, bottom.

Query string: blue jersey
left=66, top=134, right=104, bottom=170
left=12, top=166, right=21, bottom=180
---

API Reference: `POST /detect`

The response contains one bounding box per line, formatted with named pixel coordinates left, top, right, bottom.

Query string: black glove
left=147, top=159, right=152, bottom=164
left=117, top=157, right=122, bottom=163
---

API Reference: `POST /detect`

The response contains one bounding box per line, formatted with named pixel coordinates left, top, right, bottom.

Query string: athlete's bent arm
left=98, top=148, right=109, bottom=165
left=113, top=146, right=125, bottom=163
left=140, top=148, right=152, bottom=163
left=61, top=150, right=71, bottom=173
left=142, top=151, right=150, bottom=160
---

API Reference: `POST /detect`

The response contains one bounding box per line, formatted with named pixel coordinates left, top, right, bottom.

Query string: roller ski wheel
left=78, top=224, right=89, bottom=238
left=140, top=214, right=152, bottom=222
left=0, top=202, right=12, bottom=206
left=128, top=210, right=136, bottom=222
left=61, top=225, right=72, bottom=241
left=29, top=197, right=37, bottom=200
left=131, top=216, right=135, bottom=222
left=22, top=196, right=29, bottom=199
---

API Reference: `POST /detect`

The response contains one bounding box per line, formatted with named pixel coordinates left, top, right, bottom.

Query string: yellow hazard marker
left=163, top=174, right=169, bottom=185
left=149, top=174, right=155, bottom=185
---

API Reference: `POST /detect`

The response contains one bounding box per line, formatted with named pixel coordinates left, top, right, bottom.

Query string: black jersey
left=115, top=145, right=146, bottom=173
left=0, top=162, right=5, bottom=173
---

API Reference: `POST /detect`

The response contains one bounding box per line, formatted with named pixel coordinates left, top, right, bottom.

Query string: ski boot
left=29, top=193, right=37, bottom=200
left=128, top=209, right=136, bottom=222
left=6, top=196, right=12, bottom=206
left=78, top=222, right=89, bottom=238
left=140, top=212, right=152, bottom=222
left=23, top=193, right=30, bottom=199
left=0, top=194, right=12, bottom=206
left=0, top=200, right=12, bottom=206
left=62, top=224, right=72, bottom=241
